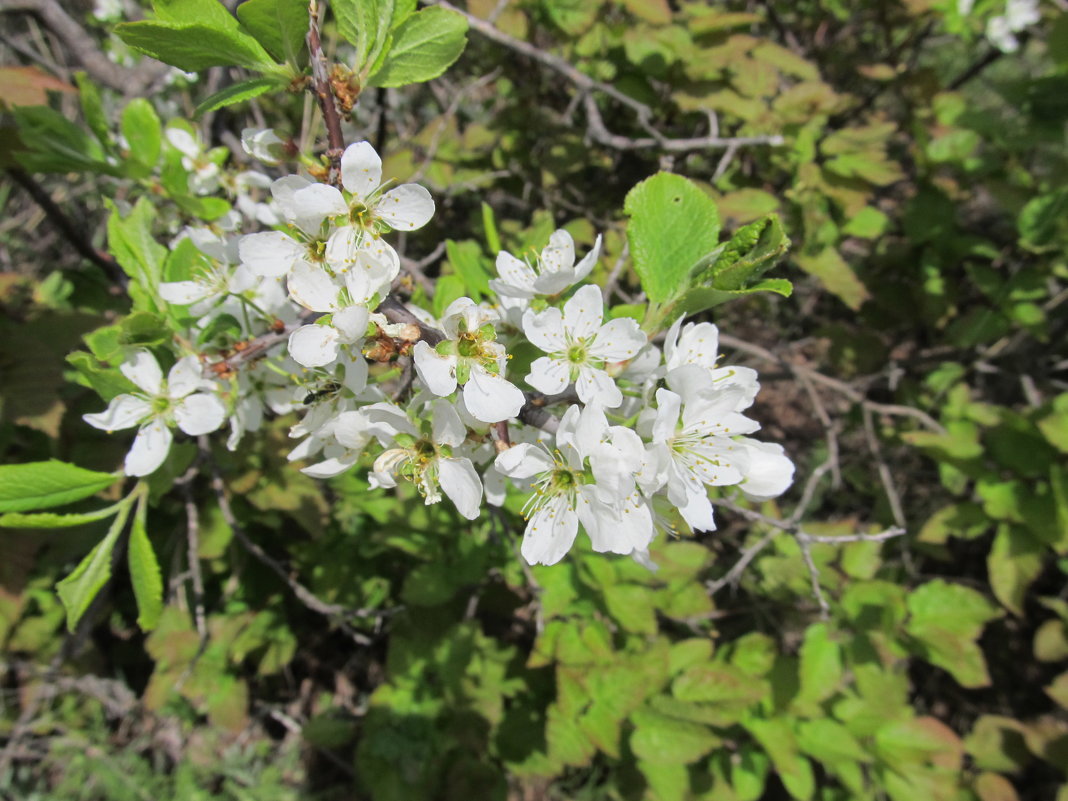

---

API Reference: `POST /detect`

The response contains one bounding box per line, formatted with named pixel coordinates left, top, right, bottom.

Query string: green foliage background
left=1, top=1, right=1067, bottom=800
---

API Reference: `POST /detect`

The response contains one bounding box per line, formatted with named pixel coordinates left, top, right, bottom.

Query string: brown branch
left=307, top=0, right=345, bottom=185
left=6, top=167, right=126, bottom=286
left=430, top=0, right=784, bottom=154
left=0, top=0, right=167, bottom=93
left=202, top=440, right=393, bottom=644
left=718, top=333, right=947, bottom=434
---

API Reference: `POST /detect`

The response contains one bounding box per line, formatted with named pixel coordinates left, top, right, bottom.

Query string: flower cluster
left=83, top=139, right=794, bottom=566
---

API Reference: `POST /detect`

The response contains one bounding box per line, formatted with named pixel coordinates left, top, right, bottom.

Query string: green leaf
left=74, top=72, right=110, bottom=146
left=624, top=172, right=720, bottom=304
left=630, top=707, right=721, bottom=764
left=115, top=21, right=278, bottom=72
left=66, top=351, right=138, bottom=401
left=445, top=239, right=490, bottom=300
left=107, top=198, right=166, bottom=309
left=796, top=622, right=843, bottom=705
left=604, top=583, right=657, bottom=634
left=121, top=99, right=162, bottom=175
left=795, top=247, right=870, bottom=310
left=0, top=506, right=120, bottom=528
left=236, top=0, right=308, bottom=65
left=432, top=274, right=466, bottom=319
left=153, top=0, right=244, bottom=29
left=128, top=493, right=163, bottom=631
left=194, top=76, right=281, bottom=116
left=987, top=525, right=1044, bottom=616
left=744, top=717, right=815, bottom=801
left=1018, top=189, right=1068, bottom=251
left=334, top=0, right=395, bottom=75
left=481, top=202, right=501, bottom=254
left=11, top=105, right=117, bottom=174
left=0, top=460, right=119, bottom=513
left=367, top=7, right=469, bottom=88
left=56, top=504, right=130, bottom=632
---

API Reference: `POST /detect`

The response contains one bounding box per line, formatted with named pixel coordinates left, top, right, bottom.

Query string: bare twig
left=6, top=167, right=126, bottom=286
left=181, top=485, right=207, bottom=644
left=202, top=440, right=389, bottom=645
left=718, top=333, right=947, bottom=434
left=429, top=0, right=783, bottom=153
left=796, top=534, right=830, bottom=620
left=307, top=0, right=345, bottom=185
left=706, top=530, right=777, bottom=596
left=0, top=0, right=167, bottom=93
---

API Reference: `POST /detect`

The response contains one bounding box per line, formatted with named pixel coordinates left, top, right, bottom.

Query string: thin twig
left=0, top=0, right=167, bottom=93
left=181, top=484, right=207, bottom=644
left=307, top=0, right=345, bottom=185
left=6, top=167, right=126, bottom=286
left=796, top=534, right=830, bottom=620
left=706, top=530, right=777, bottom=596
left=202, top=439, right=388, bottom=645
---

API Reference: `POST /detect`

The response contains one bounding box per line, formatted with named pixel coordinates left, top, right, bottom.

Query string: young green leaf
left=0, top=505, right=120, bottom=528
left=367, top=6, right=469, bottom=88
left=334, top=0, right=395, bottom=76
left=115, top=21, right=279, bottom=73
left=74, top=72, right=110, bottom=146
left=236, top=0, right=309, bottom=66
left=194, top=76, right=282, bottom=117
left=121, top=99, right=162, bottom=174
left=624, top=172, right=720, bottom=304
left=128, top=493, right=163, bottom=630
left=106, top=198, right=166, bottom=308
left=0, top=461, right=120, bottom=514
left=55, top=506, right=128, bottom=632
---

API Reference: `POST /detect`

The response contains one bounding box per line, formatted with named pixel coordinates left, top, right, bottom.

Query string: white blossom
left=523, top=284, right=646, bottom=408
left=83, top=350, right=225, bottom=477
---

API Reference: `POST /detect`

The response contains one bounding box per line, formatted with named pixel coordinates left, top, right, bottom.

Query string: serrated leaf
left=630, top=707, right=721, bottom=764
left=236, top=0, right=309, bottom=65
left=74, top=72, right=110, bottom=145
left=796, top=623, right=843, bottom=705
left=115, top=21, right=277, bottom=72
left=334, top=0, right=395, bottom=75
left=795, top=247, right=869, bottom=310
left=121, top=99, right=162, bottom=175
left=128, top=496, right=163, bottom=631
left=0, top=460, right=119, bottom=513
left=0, top=506, right=119, bottom=528
left=194, top=76, right=281, bottom=116
left=624, top=172, right=720, bottom=304
left=107, top=198, right=166, bottom=309
left=368, top=7, right=468, bottom=87
left=56, top=507, right=128, bottom=631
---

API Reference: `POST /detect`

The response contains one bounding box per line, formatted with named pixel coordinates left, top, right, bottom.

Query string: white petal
left=483, top=464, right=508, bottom=507
left=333, top=305, right=369, bottom=343
left=159, top=280, right=212, bottom=304
left=526, top=356, right=570, bottom=396
left=83, top=394, right=151, bottom=432
left=413, top=341, right=457, bottom=397
left=174, top=392, right=226, bottom=435
left=289, top=183, right=347, bottom=234
left=738, top=440, right=795, bottom=500
left=495, top=442, right=553, bottom=479
left=438, top=458, right=483, bottom=520
left=120, top=350, right=163, bottom=395
left=340, top=141, right=382, bottom=200
left=572, top=234, right=602, bottom=283
left=522, top=495, right=578, bottom=566
left=302, top=452, right=358, bottom=478
left=287, top=261, right=341, bottom=312
left=432, top=398, right=466, bottom=447
left=377, top=184, right=435, bottom=231
left=333, top=410, right=372, bottom=450
left=124, top=420, right=173, bottom=477
left=540, top=230, right=575, bottom=275
left=591, top=317, right=646, bottom=362
left=493, top=251, right=536, bottom=296
left=562, top=284, right=604, bottom=340
left=463, top=367, right=525, bottom=424
left=652, top=388, right=682, bottom=443
left=167, top=356, right=204, bottom=398
left=679, top=490, right=717, bottom=533
left=238, top=231, right=304, bottom=278
left=165, top=128, right=199, bottom=159
left=575, top=366, right=622, bottom=408
left=288, top=324, right=341, bottom=367
left=522, top=307, right=566, bottom=354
